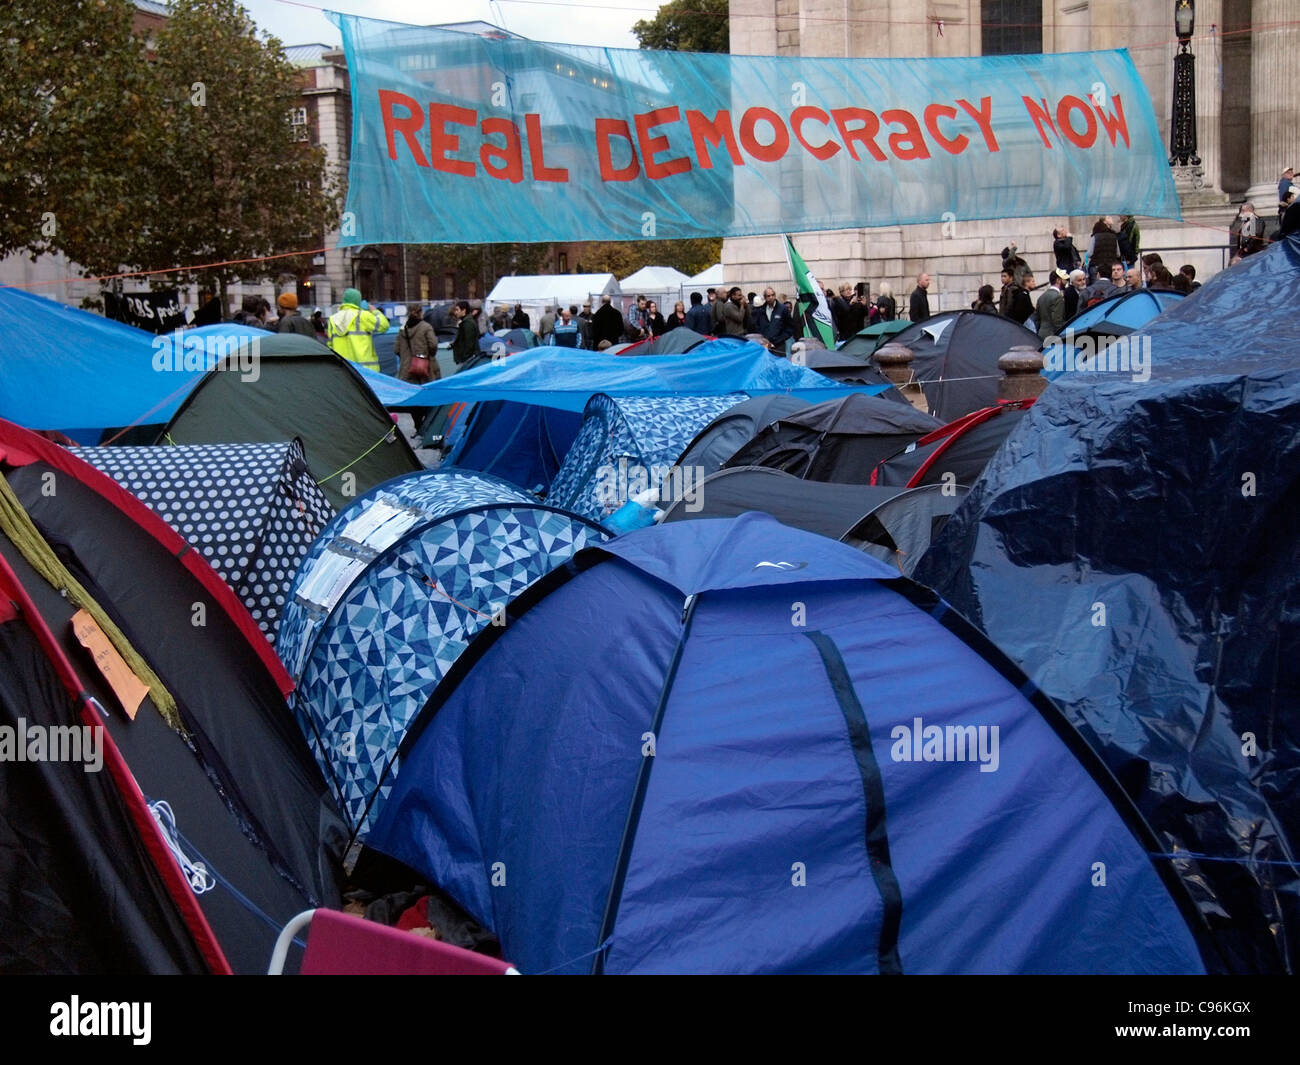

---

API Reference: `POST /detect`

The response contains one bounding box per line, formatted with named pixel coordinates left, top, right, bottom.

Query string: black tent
left=872, top=400, right=1035, bottom=489
left=157, top=333, right=421, bottom=510
left=724, top=393, right=941, bottom=483
left=885, top=311, right=1039, bottom=422
left=660, top=465, right=965, bottom=575
left=0, top=420, right=346, bottom=973
left=674, top=394, right=810, bottom=475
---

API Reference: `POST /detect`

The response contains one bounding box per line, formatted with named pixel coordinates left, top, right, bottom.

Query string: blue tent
left=441, top=402, right=583, bottom=493
left=277, top=469, right=607, bottom=836
left=547, top=393, right=745, bottom=521
left=1062, top=287, right=1184, bottom=338
left=369, top=515, right=1211, bottom=975
left=916, top=235, right=1300, bottom=974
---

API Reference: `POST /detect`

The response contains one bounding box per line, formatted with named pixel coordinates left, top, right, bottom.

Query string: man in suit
left=753, top=286, right=794, bottom=350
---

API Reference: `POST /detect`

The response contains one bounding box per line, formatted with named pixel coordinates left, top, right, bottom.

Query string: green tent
left=836, top=319, right=911, bottom=357
left=159, top=333, right=421, bottom=510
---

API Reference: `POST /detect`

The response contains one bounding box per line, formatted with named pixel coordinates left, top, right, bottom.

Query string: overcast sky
left=238, top=0, right=655, bottom=51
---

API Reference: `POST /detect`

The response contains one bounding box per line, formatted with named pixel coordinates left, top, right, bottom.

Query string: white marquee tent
left=486, top=273, right=620, bottom=324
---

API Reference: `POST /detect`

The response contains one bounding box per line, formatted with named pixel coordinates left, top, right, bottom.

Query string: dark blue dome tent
left=916, top=235, right=1300, bottom=973
left=277, top=469, right=607, bottom=838
left=369, top=516, right=1217, bottom=975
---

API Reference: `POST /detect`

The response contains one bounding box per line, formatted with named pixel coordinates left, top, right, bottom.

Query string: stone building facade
left=724, top=0, right=1299, bottom=313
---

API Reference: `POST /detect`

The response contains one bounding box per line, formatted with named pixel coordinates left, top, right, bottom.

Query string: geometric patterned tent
left=547, top=393, right=746, bottom=522
left=68, top=440, right=334, bottom=641
left=276, top=469, right=608, bottom=837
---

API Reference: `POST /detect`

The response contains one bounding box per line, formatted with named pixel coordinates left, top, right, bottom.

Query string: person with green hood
left=327, top=288, right=389, bottom=371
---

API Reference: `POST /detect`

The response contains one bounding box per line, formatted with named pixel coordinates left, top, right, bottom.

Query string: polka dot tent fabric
left=276, top=469, right=609, bottom=836
left=68, top=440, right=334, bottom=642
left=546, top=393, right=748, bottom=522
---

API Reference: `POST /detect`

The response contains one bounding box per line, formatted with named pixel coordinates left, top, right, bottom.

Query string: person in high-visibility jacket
left=327, top=288, right=389, bottom=371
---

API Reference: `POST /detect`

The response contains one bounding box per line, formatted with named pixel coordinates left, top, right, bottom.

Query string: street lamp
left=1169, top=0, right=1200, bottom=171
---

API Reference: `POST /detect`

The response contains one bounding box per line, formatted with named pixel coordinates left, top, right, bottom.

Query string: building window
left=982, top=0, right=1043, bottom=56
left=558, top=252, right=568, bottom=273
left=444, top=273, right=455, bottom=300
left=289, top=106, right=310, bottom=142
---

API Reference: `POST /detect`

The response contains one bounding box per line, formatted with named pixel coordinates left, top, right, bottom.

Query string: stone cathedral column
left=1246, top=0, right=1300, bottom=209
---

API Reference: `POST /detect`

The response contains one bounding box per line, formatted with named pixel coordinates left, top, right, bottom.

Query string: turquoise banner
left=331, top=14, right=1180, bottom=245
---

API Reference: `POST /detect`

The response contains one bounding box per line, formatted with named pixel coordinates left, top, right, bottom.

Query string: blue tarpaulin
left=392, top=338, right=884, bottom=412
left=916, top=234, right=1300, bottom=974
left=332, top=15, right=1177, bottom=244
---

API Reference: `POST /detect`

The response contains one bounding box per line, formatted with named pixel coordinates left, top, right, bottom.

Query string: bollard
left=872, top=343, right=915, bottom=387
left=998, top=345, right=1047, bottom=401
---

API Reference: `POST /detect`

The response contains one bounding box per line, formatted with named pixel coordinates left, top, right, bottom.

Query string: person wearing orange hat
left=275, top=290, right=315, bottom=339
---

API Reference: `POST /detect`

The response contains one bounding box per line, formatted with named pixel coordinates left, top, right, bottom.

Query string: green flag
left=784, top=234, right=836, bottom=348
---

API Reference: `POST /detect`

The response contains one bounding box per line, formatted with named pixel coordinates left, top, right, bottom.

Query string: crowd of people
left=199, top=171, right=1300, bottom=381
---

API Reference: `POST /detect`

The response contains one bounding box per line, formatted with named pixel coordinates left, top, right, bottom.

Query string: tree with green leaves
left=633, top=0, right=729, bottom=53
left=578, top=238, right=722, bottom=280
left=0, top=0, right=161, bottom=268
left=412, top=243, right=556, bottom=300
left=139, top=0, right=341, bottom=312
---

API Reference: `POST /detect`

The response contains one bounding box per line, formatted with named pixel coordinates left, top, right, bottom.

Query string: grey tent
left=791, top=347, right=903, bottom=390
left=884, top=311, right=1039, bottom=422
left=156, top=333, right=421, bottom=510
left=674, top=394, right=811, bottom=475
left=724, top=393, right=941, bottom=483
left=68, top=440, right=334, bottom=641
left=660, top=465, right=965, bottom=575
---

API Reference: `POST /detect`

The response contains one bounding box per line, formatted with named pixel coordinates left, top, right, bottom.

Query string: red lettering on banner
left=596, top=118, right=640, bottom=181
left=956, top=97, right=999, bottom=152
left=686, top=110, right=743, bottom=169
left=882, top=109, right=931, bottom=161
left=480, top=117, right=524, bottom=183
left=1092, top=94, right=1130, bottom=147
left=525, top=113, right=568, bottom=182
left=739, top=107, right=790, bottom=163
left=379, top=90, right=429, bottom=166
left=923, top=104, right=968, bottom=155
left=429, top=103, right=477, bottom=177
left=635, top=107, right=691, bottom=179
left=830, top=108, right=886, bottom=162
left=791, top=107, right=840, bottom=161
left=1022, top=97, right=1058, bottom=148
left=1057, top=95, right=1097, bottom=148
